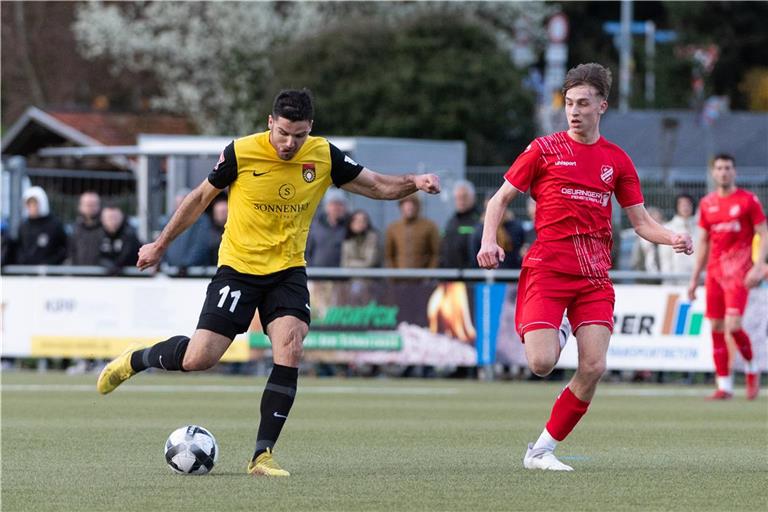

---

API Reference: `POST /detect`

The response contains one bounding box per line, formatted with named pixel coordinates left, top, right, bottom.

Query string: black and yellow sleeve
left=208, top=142, right=238, bottom=189
left=329, top=143, right=364, bottom=187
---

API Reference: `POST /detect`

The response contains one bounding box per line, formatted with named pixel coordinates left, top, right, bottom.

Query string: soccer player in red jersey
left=477, top=63, right=693, bottom=471
left=687, top=154, right=768, bottom=400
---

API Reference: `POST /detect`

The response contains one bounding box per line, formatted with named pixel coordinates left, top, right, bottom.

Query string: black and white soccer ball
left=164, top=425, right=219, bottom=475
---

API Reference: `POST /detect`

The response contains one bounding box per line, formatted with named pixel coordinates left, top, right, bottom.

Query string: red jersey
left=698, top=188, right=766, bottom=279
left=505, top=132, right=644, bottom=278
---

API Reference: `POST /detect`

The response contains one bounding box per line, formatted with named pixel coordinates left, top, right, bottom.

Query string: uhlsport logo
left=661, top=294, right=703, bottom=335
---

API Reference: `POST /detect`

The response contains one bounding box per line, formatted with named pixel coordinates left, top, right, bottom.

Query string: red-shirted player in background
left=688, top=154, right=768, bottom=400
left=477, top=63, right=693, bottom=471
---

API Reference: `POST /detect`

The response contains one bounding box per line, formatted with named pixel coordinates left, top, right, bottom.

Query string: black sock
left=130, top=335, right=190, bottom=372
left=252, top=364, right=298, bottom=460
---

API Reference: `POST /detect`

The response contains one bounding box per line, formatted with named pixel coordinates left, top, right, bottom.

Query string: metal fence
left=1, top=264, right=694, bottom=284
left=5, top=159, right=767, bottom=238
left=26, top=167, right=136, bottom=224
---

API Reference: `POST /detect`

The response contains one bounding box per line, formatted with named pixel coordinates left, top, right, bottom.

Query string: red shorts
left=705, top=273, right=748, bottom=319
left=515, top=267, right=615, bottom=340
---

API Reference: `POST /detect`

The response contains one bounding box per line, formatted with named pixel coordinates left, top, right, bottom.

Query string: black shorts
left=196, top=265, right=310, bottom=340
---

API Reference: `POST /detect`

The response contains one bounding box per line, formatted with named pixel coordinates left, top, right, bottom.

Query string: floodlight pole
left=619, top=0, right=633, bottom=112
left=5, top=156, right=26, bottom=238
left=645, top=20, right=656, bottom=107
left=136, top=155, right=150, bottom=243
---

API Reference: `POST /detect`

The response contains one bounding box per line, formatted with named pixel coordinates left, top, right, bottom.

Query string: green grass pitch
left=2, top=372, right=766, bottom=511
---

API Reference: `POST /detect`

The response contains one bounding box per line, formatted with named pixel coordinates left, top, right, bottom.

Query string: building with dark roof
left=1, top=106, right=196, bottom=169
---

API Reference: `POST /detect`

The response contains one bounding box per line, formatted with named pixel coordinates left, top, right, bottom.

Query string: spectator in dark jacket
left=439, top=180, right=482, bottom=268
left=1, top=220, right=16, bottom=265
left=208, top=193, right=228, bottom=265
left=68, top=191, right=103, bottom=265
left=99, top=204, right=141, bottom=272
left=305, top=188, right=348, bottom=267
left=470, top=197, right=525, bottom=269
left=163, top=189, right=215, bottom=269
left=17, top=186, right=68, bottom=265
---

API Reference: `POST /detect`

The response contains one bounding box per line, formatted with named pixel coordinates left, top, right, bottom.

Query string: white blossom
left=73, top=1, right=548, bottom=134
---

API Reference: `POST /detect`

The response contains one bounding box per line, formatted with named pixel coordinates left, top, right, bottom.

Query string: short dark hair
left=562, top=63, right=612, bottom=98
left=272, top=89, right=314, bottom=121
left=712, top=153, right=735, bottom=166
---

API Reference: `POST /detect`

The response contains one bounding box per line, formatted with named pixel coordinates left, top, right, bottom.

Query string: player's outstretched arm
left=137, top=179, right=222, bottom=271
left=340, top=168, right=440, bottom=200
left=477, top=181, right=519, bottom=269
left=687, top=230, right=710, bottom=301
left=745, top=221, right=768, bottom=288
left=626, top=204, right=693, bottom=254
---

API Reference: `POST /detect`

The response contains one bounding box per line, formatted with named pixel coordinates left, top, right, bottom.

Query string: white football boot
left=523, top=443, right=574, bottom=471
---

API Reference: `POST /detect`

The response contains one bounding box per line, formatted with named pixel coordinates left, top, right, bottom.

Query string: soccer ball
left=164, top=425, right=219, bottom=475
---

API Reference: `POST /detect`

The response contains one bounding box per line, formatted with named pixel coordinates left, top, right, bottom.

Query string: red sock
left=712, top=332, right=730, bottom=377
left=545, top=386, right=590, bottom=442
left=731, top=330, right=753, bottom=361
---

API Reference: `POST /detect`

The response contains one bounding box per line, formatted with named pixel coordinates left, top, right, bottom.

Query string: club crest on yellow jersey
left=302, top=163, right=316, bottom=183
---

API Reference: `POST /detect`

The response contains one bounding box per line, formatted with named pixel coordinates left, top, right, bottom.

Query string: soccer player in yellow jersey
left=97, top=89, right=440, bottom=476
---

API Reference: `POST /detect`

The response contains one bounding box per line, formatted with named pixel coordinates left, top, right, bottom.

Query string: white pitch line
left=1, top=384, right=459, bottom=396
left=1, top=384, right=724, bottom=398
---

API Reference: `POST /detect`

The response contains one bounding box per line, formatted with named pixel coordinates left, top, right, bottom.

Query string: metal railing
left=25, top=167, right=137, bottom=223
left=1, top=264, right=695, bottom=284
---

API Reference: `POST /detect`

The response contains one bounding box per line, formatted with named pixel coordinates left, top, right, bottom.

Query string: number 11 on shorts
left=217, top=285, right=241, bottom=313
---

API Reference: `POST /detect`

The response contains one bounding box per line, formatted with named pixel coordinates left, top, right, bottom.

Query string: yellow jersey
left=208, top=130, right=363, bottom=275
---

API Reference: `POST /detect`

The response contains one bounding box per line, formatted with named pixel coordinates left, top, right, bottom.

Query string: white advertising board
left=1, top=276, right=249, bottom=360
left=557, top=285, right=768, bottom=371
left=2, top=277, right=765, bottom=371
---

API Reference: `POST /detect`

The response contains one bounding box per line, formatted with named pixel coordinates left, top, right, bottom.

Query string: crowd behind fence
left=3, top=163, right=767, bottom=275
left=12, top=163, right=768, bottom=225
left=26, top=167, right=137, bottom=222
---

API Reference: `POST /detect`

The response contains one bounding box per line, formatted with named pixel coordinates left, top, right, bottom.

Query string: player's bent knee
left=288, top=326, right=308, bottom=358
left=182, top=352, right=218, bottom=372
left=289, top=339, right=305, bottom=363
left=710, top=320, right=725, bottom=332
left=291, top=346, right=304, bottom=364
left=282, top=338, right=303, bottom=362
left=272, top=336, right=304, bottom=365
left=578, top=360, right=606, bottom=382
left=528, top=357, right=556, bottom=377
